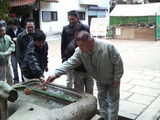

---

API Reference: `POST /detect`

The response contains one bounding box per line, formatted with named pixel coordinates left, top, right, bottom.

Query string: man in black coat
left=6, top=19, right=24, bottom=83
left=22, top=30, right=48, bottom=82
left=61, top=11, right=89, bottom=62
left=16, top=18, right=35, bottom=81
left=61, top=10, right=93, bottom=94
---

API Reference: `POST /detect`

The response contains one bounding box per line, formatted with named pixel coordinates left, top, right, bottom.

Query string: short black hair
left=32, top=29, right=46, bottom=42
left=24, top=18, right=34, bottom=25
left=68, top=10, right=79, bottom=18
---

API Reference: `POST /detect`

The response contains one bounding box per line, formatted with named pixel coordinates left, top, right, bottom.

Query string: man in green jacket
left=46, top=31, right=124, bottom=120
left=0, top=24, right=15, bottom=85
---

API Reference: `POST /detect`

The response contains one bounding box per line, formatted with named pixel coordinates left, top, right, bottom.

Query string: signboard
left=115, top=28, right=121, bottom=36
left=90, top=18, right=108, bottom=37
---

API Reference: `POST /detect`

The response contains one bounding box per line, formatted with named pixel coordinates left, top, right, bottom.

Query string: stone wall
left=113, top=27, right=156, bottom=41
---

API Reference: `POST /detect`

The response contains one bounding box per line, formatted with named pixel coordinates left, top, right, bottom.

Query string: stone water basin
left=8, top=80, right=97, bottom=120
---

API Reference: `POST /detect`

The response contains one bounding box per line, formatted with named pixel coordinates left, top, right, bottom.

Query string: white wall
left=99, top=0, right=110, bottom=7
left=40, top=0, right=88, bottom=35
left=98, top=0, right=110, bottom=26
left=39, top=0, right=110, bottom=35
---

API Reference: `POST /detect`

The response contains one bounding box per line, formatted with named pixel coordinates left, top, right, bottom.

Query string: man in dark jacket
left=61, top=10, right=93, bottom=94
left=22, top=29, right=48, bottom=82
left=6, top=18, right=24, bottom=83
left=61, top=11, right=89, bottom=62
left=16, top=18, right=35, bottom=81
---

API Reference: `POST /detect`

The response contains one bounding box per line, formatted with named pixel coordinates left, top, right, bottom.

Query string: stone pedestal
left=0, top=99, right=8, bottom=120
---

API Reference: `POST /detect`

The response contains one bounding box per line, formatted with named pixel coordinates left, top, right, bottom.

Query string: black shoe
left=98, top=117, right=105, bottom=120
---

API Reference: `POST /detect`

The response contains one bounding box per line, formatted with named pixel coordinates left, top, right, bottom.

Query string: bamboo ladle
left=24, top=83, right=47, bottom=95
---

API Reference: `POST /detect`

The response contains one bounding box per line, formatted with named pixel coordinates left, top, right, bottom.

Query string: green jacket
left=0, top=35, right=15, bottom=64
left=55, top=39, right=124, bottom=84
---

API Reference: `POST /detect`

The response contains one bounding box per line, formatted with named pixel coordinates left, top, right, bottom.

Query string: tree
left=0, top=0, right=10, bottom=20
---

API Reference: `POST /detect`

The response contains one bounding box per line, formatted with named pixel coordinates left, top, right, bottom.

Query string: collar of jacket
left=21, top=30, right=29, bottom=37
left=91, top=39, right=102, bottom=53
left=68, top=21, right=82, bottom=28
left=0, top=36, right=5, bottom=41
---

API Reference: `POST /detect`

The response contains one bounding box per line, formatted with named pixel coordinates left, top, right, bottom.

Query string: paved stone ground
left=44, top=35, right=160, bottom=120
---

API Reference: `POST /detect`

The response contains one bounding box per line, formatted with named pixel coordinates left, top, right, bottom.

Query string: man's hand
left=39, top=77, right=47, bottom=90
left=45, top=66, right=48, bottom=72
left=5, top=51, right=11, bottom=56
left=39, top=77, right=45, bottom=84
left=13, top=37, right=17, bottom=42
left=112, top=81, right=120, bottom=87
left=46, top=74, right=57, bottom=84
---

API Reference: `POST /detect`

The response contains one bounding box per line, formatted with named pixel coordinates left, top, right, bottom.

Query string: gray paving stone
left=127, top=94, right=155, bottom=105
left=125, top=68, right=144, bottom=74
left=121, top=83, right=134, bottom=91
left=129, top=86, right=160, bottom=97
left=141, top=71, right=160, bottom=77
left=119, top=100, right=146, bottom=119
left=120, top=91, right=133, bottom=100
left=121, top=77, right=133, bottom=83
left=129, top=79, right=160, bottom=90
left=152, top=77, right=160, bottom=83
left=123, top=73, right=155, bottom=81
left=136, top=94, right=160, bottom=120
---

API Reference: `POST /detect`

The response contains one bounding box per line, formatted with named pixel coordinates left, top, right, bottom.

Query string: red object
left=10, top=13, right=17, bottom=18
left=10, top=0, right=37, bottom=7
left=10, top=0, right=59, bottom=7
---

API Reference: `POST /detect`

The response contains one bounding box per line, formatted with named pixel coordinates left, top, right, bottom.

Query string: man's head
left=75, top=31, right=93, bottom=52
left=25, top=18, right=35, bottom=34
left=8, top=18, right=19, bottom=30
left=68, top=10, right=79, bottom=26
left=32, top=29, right=46, bottom=48
left=0, top=24, right=6, bottom=38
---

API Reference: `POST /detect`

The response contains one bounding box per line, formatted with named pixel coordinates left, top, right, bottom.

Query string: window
left=78, top=12, right=85, bottom=20
left=42, top=11, right=58, bottom=22
left=51, top=12, right=58, bottom=21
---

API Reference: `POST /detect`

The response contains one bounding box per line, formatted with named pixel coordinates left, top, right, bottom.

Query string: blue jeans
left=96, top=82, right=120, bottom=120
left=11, top=53, right=19, bottom=83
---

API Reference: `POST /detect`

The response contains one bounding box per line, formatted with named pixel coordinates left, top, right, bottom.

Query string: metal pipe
left=0, top=81, right=18, bottom=120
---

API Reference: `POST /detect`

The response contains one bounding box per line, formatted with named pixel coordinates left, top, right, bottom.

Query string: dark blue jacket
left=6, top=26, right=24, bottom=42
left=22, top=41, right=48, bottom=79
